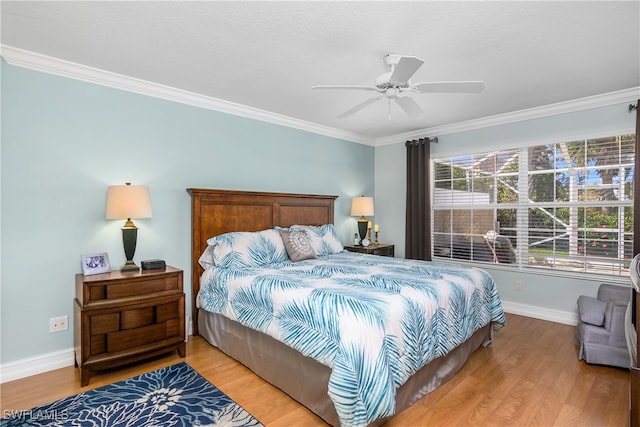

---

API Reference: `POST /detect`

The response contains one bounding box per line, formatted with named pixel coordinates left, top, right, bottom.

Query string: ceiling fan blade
left=395, top=96, right=425, bottom=119
left=338, top=96, right=383, bottom=119
left=412, top=81, right=485, bottom=93
left=312, top=85, right=379, bottom=91
left=389, top=56, right=424, bottom=83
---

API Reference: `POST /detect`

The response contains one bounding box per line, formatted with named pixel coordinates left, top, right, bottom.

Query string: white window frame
left=431, top=133, right=635, bottom=278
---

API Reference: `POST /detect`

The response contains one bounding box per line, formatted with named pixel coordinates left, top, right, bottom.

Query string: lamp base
left=357, top=218, right=368, bottom=243
left=121, top=223, right=139, bottom=272
left=120, top=260, right=140, bottom=272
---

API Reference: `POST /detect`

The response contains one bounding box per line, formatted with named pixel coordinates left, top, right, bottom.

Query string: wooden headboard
left=187, top=188, right=337, bottom=335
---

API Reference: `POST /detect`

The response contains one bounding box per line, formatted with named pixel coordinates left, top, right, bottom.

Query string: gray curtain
left=405, top=138, right=431, bottom=260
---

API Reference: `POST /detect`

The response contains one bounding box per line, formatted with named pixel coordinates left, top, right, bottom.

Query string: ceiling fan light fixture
left=385, top=87, right=400, bottom=97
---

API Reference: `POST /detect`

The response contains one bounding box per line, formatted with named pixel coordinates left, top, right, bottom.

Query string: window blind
left=432, top=134, right=635, bottom=276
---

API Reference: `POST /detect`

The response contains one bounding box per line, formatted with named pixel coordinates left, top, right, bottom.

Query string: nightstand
left=74, top=266, right=185, bottom=386
left=344, top=243, right=395, bottom=257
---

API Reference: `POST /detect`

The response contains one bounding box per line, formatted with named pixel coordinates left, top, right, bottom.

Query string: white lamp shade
left=105, top=185, right=152, bottom=219
left=350, top=196, right=374, bottom=217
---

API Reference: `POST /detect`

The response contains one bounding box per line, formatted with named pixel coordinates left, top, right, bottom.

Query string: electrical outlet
left=49, top=315, right=68, bottom=332
left=515, top=280, right=523, bottom=291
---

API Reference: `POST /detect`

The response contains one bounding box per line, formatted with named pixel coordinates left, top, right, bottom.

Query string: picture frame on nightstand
left=81, top=252, right=111, bottom=275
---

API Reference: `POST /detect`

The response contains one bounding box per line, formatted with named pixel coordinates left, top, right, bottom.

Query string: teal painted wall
left=2, top=56, right=633, bottom=365
left=375, top=102, right=636, bottom=317
left=0, top=61, right=374, bottom=363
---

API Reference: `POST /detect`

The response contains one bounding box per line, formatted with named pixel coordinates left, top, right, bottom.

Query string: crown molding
left=3, top=45, right=637, bottom=149
left=375, top=86, right=640, bottom=146
left=0, top=45, right=373, bottom=146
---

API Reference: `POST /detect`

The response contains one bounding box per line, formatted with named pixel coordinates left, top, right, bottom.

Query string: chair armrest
left=577, top=295, right=607, bottom=326
left=603, top=299, right=631, bottom=349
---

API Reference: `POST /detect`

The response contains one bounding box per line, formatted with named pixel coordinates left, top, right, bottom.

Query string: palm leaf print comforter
left=199, top=251, right=506, bottom=427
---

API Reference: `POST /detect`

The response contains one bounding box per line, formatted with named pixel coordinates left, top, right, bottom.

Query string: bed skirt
left=199, top=310, right=492, bottom=426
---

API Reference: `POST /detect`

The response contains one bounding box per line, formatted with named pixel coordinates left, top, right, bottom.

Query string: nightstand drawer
left=76, top=266, right=182, bottom=306
left=121, top=306, right=154, bottom=329
left=108, top=323, right=168, bottom=353
left=90, top=313, right=120, bottom=334
left=86, top=294, right=184, bottom=356
left=106, top=277, right=178, bottom=299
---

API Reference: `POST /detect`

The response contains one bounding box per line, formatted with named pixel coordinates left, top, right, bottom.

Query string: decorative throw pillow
left=289, top=224, right=344, bottom=256
left=279, top=229, right=317, bottom=262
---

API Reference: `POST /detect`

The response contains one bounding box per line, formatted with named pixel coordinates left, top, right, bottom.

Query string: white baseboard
left=1, top=305, right=570, bottom=383
left=0, top=348, right=75, bottom=384
left=1, top=317, right=196, bottom=384
left=501, top=300, right=578, bottom=326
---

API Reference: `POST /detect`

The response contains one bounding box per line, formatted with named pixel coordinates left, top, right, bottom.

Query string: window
left=432, top=134, right=635, bottom=276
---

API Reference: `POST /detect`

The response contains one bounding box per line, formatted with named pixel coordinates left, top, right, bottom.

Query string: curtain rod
left=630, top=103, right=638, bottom=112
left=405, top=137, right=438, bottom=145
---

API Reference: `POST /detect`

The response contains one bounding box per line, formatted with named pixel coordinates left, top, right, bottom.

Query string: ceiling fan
left=312, top=54, right=485, bottom=120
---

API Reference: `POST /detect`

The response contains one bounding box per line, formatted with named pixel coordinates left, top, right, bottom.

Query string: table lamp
left=105, top=183, right=152, bottom=271
left=350, top=196, right=374, bottom=243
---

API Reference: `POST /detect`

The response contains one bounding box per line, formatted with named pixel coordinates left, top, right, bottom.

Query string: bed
left=188, top=188, right=506, bottom=427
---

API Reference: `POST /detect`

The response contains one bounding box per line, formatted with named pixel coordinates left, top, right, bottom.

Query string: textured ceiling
left=2, top=1, right=639, bottom=142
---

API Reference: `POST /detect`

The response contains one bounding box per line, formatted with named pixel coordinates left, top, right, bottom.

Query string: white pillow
left=206, top=228, right=289, bottom=268
left=198, top=245, right=215, bottom=269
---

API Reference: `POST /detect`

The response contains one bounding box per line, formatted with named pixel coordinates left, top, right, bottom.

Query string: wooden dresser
left=74, top=266, right=185, bottom=386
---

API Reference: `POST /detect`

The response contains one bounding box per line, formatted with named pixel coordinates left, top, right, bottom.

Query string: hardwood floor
left=1, top=314, right=630, bottom=426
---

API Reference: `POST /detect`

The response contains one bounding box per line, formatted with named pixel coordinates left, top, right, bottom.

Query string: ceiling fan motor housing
left=376, top=74, right=409, bottom=93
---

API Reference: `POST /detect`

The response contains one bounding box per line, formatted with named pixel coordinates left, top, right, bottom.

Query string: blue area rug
left=1, top=362, right=263, bottom=426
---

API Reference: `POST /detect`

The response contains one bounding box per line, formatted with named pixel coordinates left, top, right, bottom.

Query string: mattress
left=198, top=251, right=506, bottom=426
